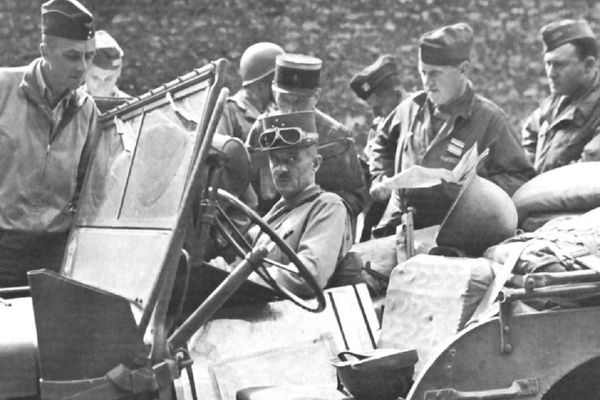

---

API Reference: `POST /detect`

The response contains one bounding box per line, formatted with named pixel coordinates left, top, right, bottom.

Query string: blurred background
left=1, top=0, right=599, bottom=149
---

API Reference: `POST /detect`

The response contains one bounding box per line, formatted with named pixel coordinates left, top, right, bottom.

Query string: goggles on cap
left=258, top=127, right=317, bottom=149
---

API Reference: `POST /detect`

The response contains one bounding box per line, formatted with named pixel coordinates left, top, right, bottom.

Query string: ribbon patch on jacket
left=447, top=137, right=464, bottom=157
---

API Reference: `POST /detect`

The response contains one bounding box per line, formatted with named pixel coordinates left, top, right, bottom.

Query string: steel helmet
left=330, top=349, right=418, bottom=400
left=436, top=174, right=518, bottom=256
left=240, top=42, right=284, bottom=86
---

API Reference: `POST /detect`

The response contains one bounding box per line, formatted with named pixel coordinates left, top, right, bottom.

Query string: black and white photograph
left=1, top=1, right=600, bottom=399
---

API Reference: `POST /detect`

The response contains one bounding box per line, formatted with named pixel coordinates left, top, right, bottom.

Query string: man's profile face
left=544, top=43, right=587, bottom=97
left=41, top=36, right=95, bottom=92
left=274, top=90, right=318, bottom=113
left=419, top=61, right=466, bottom=106
left=85, top=64, right=121, bottom=97
left=268, top=146, right=319, bottom=199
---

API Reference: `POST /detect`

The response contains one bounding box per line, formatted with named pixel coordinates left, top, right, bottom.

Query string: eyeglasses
left=258, top=127, right=317, bottom=149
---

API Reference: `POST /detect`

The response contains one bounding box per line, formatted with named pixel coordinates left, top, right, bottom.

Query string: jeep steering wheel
left=213, top=188, right=326, bottom=312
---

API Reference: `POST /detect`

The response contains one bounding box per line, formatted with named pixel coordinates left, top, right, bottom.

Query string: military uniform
left=522, top=19, right=600, bottom=173
left=247, top=108, right=367, bottom=218
left=371, top=85, right=535, bottom=230
left=254, top=184, right=354, bottom=297
left=522, top=74, right=600, bottom=172
left=216, top=88, right=264, bottom=141
left=350, top=55, right=403, bottom=240
left=0, top=0, right=99, bottom=287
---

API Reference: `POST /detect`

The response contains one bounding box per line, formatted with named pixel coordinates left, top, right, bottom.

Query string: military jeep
left=2, top=58, right=600, bottom=400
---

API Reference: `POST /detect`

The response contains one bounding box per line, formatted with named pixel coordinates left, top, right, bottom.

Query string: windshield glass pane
left=77, top=89, right=207, bottom=226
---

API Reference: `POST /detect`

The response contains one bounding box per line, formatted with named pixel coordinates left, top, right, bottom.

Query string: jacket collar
left=570, top=72, right=600, bottom=124
left=230, top=88, right=263, bottom=120
left=429, top=82, right=474, bottom=120
left=264, top=184, right=322, bottom=222
left=20, top=58, right=85, bottom=109
left=543, top=72, right=600, bottom=127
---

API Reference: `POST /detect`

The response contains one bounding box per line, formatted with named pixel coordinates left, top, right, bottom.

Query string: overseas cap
left=259, top=111, right=318, bottom=151
left=541, top=19, right=596, bottom=52
left=273, top=54, right=322, bottom=94
left=419, top=22, right=473, bottom=66
left=350, top=54, right=398, bottom=100
left=92, top=30, right=123, bottom=70
left=41, top=0, right=94, bottom=41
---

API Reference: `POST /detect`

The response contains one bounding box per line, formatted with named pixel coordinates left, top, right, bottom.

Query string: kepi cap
left=273, top=54, right=322, bottom=94
left=541, top=19, right=596, bottom=52
left=259, top=111, right=318, bottom=151
left=350, top=54, right=398, bottom=100
left=41, top=0, right=94, bottom=41
left=419, top=22, right=473, bottom=66
left=92, top=30, right=123, bottom=70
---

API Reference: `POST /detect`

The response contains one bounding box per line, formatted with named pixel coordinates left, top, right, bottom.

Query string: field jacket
left=0, top=58, right=99, bottom=233
left=256, top=184, right=353, bottom=297
left=370, top=86, right=534, bottom=229
left=522, top=73, right=600, bottom=173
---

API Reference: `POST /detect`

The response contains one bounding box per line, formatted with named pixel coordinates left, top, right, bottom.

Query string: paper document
left=376, top=144, right=488, bottom=191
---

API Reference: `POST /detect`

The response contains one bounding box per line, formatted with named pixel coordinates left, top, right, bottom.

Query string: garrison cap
left=259, top=111, right=318, bottom=151
left=273, top=54, right=322, bottom=94
left=92, top=30, right=124, bottom=70
left=350, top=55, right=398, bottom=100
left=41, top=0, right=94, bottom=41
left=419, top=22, right=473, bottom=66
left=541, top=19, right=596, bottom=52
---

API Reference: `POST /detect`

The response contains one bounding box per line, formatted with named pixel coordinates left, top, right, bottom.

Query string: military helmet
left=436, top=174, right=518, bottom=256
left=240, top=42, right=284, bottom=87
left=330, top=349, right=418, bottom=400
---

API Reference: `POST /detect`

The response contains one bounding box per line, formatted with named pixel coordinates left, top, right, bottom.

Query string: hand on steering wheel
left=213, top=188, right=326, bottom=312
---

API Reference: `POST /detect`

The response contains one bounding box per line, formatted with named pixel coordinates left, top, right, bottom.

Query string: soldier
left=370, top=22, right=534, bottom=235
left=350, top=54, right=404, bottom=240
left=250, top=111, right=356, bottom=297
left=522, top=19, right=600, bottom=173
left=0, top=0, right=99, bottom=287
left=83, top=29, right=129, bottom=98
left=246, top=53, right=368, bottom=221
left=216, top=42, right=284, bottom=141
left=350, top=54, right=404, bottom=161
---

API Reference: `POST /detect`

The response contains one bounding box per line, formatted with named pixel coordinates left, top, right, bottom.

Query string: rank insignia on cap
left=350, top=54, right=398, bottom=100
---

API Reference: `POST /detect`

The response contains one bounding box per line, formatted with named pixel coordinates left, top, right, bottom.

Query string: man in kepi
left=247, top=53, right=367, bottom=224
left=83, top=29, right=129, bottom=98
left=216, top=42, right=284, bottom=141
left=350, top=54, right=404, bottom=240
left=522, top=19, right=600, bottom=173
left=250, top=111, right=356, bottom=297
left=0, top=0, right=99, bottom=287
left=370, top=22, right=534, bottom=235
